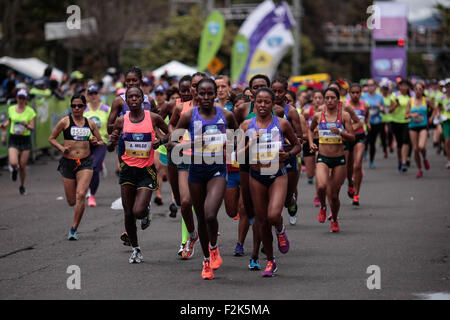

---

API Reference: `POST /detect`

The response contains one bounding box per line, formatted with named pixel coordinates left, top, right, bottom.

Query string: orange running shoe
left=347, top=186, right=355, bottom=199
left=202, top=260, right=214, bottom=280
left=233, top=213, right=240, bottom=221
left=209, top=247, right=223, bottom=270
left=182, top=233, right=198, bottom=260
left=318, top=207, right=327, bottom=223
left=331, top=221, right=340, bottom=233
left=353, top=194, right=360, bottom=206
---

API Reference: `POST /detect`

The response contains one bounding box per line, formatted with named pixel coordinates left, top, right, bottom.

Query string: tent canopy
left=152, top=61, right=197, bottom=79
left=0, top=56, right=64, bottom=82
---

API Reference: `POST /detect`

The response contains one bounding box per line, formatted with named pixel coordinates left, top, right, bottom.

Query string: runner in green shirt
left=0, top=89, right=36, bottom=195
left=84, top=84, right=111, bottom=207
left=389, top=80, right=411, bottom=172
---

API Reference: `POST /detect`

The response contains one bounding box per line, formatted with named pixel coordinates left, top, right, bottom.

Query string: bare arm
left=280, top=118, right=301, bottom=162
left=107, top=117, right=124, bottom=152
left=308, top=113, right=320, bottom=152
left=344, top=103, right=363, bottom=132
left=107, top=96, right=124, bottom=135
left=168, top=103, right=183, bottom=134
left=288, top=106, right=303, bottom=143
left=49, top=117, right=70, bottom=154
left=342, top=112, right=355, bottom=142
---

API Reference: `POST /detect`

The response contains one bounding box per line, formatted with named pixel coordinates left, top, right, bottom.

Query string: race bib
left=413, top=115, right=424, bottom=124
left=250, top=132, right=282, bottom=162
left=318, top=123, right=343, bottom=144
left=125, top=140, right=152, bottom=158
left=13, top=123, right=27, bottom=135
left=198, top=125, right=226, bottom=155
left=70, top=127, right=91, bottom=141
left=369, top=107, right=379, bottom=116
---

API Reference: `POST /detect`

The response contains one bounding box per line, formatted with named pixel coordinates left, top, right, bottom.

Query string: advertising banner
left=231, top=0, right=295, bottom=84
left=197, top=11, right=226, bottom=72
left=371, top=47, right=407, bottom=81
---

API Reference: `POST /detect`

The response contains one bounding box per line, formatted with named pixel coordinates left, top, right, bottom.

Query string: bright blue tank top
left=409, top=97, right=428, bottom=128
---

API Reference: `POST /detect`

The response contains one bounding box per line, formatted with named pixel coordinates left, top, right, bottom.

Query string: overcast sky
left=394, top=0, right=449, bottom=21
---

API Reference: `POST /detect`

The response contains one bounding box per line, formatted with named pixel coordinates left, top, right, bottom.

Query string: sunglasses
left=71, top=104, right=86, bottom=109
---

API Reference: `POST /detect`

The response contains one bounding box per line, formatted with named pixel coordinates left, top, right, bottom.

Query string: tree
left=140, top=6, right=239, bottom=75
left=64, top=0, right=167, bottom=77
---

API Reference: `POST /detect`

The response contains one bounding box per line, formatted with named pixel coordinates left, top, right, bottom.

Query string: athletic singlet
left=215, top=99, right=233, bottom=112
left=362, top=92, right=384, bottom=125
left=440, top=96, right=450, bottom=122
left=63, top=114, right=93, bottom=141
left=318, top=105, right=344, bottom=145
left=120, top=93, right=152, bottom=116
left=248, top=116, right=284, bottom=163
left=7, top=105, right=36, bottom=136
left=190, top=107, right=227, bottom=161
left=409, top=97, right=428, bottom=128
left=283, top=104, right=294, bottom=127
left=245, top=102, right=256, bottom=120
left=390, top=93, right=410, bottom=124
left=307, top=105, right=315, bottom=127
left=348, top=100, right=365, bottom=134
left=84, top=103, right=110, bottom=142
left=121, top=110, right=155, bottom=168
left=224, top=103, right=239, bottom=173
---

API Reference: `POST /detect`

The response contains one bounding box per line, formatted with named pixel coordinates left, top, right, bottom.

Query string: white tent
left=0, top=56, right=64, bottom=82
left=152, top=60, right=197, bottom=79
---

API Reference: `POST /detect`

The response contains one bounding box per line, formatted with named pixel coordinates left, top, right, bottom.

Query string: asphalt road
left=0, top=142, right=449, bottom=301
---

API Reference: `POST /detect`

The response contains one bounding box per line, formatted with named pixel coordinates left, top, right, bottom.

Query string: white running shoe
left=178, top=243, right=185, bottom=256
left=129, top=248, right=143, bottom=264
left=289, top=215, right=297, bottom=226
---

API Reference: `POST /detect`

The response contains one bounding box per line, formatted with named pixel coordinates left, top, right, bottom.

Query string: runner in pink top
left=108, top=86, right=169, bottom=264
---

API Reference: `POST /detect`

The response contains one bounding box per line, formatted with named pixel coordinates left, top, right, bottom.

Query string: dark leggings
left=384, top=123, right=394, bottom=150
left=367, top=123, right=387, bottom=162
left=391, top=123, right=410, bottom=148
left=90, top=145, right=107, bottom=195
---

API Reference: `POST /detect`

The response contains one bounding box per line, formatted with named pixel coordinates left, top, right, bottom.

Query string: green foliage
left=140, top=6, right=239, bottom=74
left=140, top=6, right=205, bottom=71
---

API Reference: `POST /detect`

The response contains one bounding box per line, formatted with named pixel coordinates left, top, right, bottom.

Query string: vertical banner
left=231, top=34, right=249, bottom=83
left=197, top=10, right=226, bottom=72
left=371, top=47, right=406, bottom=81
left=231, top=0, right=295, bottom=84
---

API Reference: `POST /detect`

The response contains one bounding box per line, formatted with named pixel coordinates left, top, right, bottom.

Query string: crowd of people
left=1, top=65, right=449, bottom=279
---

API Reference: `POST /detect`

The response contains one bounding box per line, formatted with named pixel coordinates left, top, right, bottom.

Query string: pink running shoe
left=416, top=170, right=423, bottom=179
left=331, top=221, right=340, bottom=233
left=88, top=195, right=97, bottom=207
left=423, top=159, right=430, bottom=171
left=318, top=207, right=327, bottom=223
left=313, top=196, right=320, bottom=207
